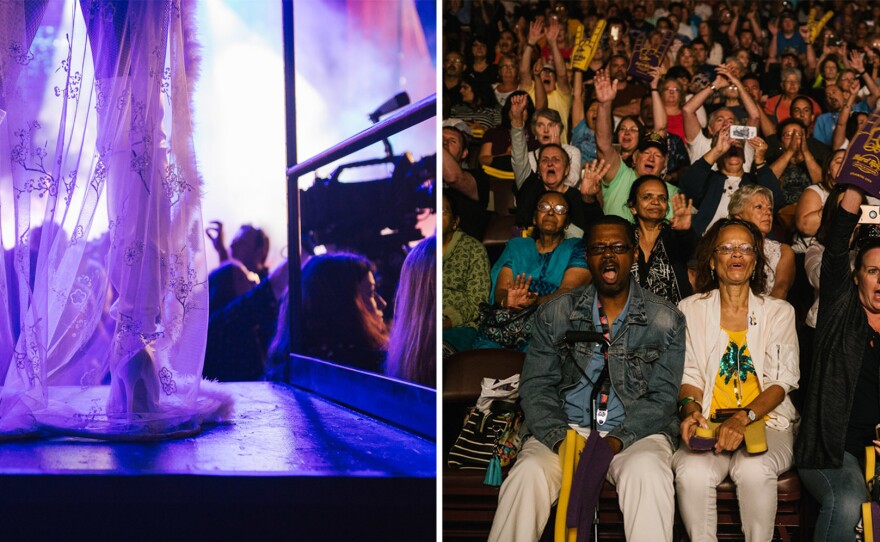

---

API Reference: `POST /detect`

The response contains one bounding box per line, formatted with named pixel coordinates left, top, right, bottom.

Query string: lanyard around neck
left=593, top=299, right=612, bottom=426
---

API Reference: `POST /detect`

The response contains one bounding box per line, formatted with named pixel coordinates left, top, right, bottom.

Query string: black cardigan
left=794, top=209, right=870, bottom=469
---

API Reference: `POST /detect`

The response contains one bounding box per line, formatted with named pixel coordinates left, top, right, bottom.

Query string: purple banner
left=837, top=111, right=880, bottom=198
left=626, top=31, right=674, bottom=83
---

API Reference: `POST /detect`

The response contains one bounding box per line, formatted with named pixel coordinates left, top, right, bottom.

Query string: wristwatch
left=746, top=409, right=757, bottom=422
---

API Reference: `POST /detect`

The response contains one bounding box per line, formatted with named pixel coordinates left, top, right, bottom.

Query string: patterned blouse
left=443, top=230, right=491, bottom=328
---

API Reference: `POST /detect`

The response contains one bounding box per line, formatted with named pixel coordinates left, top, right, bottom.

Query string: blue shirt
left=777, top=32, right=806, bottom=55
left=813, top=100, right=871, bottom=146
left=571, top=119, right=597, bottom=166
left=562, top=290, right=631, bottom=431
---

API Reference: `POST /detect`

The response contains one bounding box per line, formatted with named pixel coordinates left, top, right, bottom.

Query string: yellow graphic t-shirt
left=710, top=328, right=760, bottom=414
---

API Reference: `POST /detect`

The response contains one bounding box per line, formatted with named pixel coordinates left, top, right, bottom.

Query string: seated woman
left=728, top=185, right=795, bottom=300
left=509, top=94, right=603, bottom=236
left=301, top=253, right=388, bottom=373
left=769, top=119, right=825, bottom=214
left=441, top=193, right=491, bottom=356
left=449, top=73, right=503, bottom=137
left=627, top=175, right=697, bottom=304
left=520, top=107, right=582, bottom=188
left=679, top=128, right=783, bottom=236
left=796, top=184, right=880, bottom=540
left=675, top=218, right=799, bottom=542
left=793, top=149, right=845, bottom=253
left=474, top=192, right=590, bottom=350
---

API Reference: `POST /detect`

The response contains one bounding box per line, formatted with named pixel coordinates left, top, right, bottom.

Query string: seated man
left=488, top=215, right=686, bottom=542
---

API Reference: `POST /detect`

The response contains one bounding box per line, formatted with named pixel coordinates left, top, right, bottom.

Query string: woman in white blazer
left=674, top=217, right=800, bottom=542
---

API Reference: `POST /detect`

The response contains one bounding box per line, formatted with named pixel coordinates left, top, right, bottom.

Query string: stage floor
left=0, top=382, right=436, bottom=540
left=0, top=381, right=434, bottom=477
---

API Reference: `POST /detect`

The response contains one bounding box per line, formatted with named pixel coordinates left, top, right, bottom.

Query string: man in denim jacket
left=489, top=216, right=686, bottom=542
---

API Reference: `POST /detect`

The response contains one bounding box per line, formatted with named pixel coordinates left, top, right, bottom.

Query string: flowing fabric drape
left=0, top=0, right=228, bottom=439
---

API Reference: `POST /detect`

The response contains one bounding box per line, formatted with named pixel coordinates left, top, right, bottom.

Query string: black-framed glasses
left=536, top=202, right=568, bottom=215
left=714, top=243, right=756, bottom=255
left=587, top=243, right=631, bottom=255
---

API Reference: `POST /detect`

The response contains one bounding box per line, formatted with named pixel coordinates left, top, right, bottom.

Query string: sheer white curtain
left=0, top=0, right=228, bottom=439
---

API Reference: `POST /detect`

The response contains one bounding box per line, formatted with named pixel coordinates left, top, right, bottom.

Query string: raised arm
left=443, top=147, right=479, bottom=200
left=594, top=69, right=621, bottom=182
left=802, top=26, right=818, bottom=78
left=683, top=72, right=728, bottom=141
left=850, top=50, right=880, bottom=109
left=766, top=19, right=779, bottom=68
left=509, top=94, right=532, bottom=189
left=546, top=18, right=570, bottom=95
left=717, top=63, right=760, bottom=127
left=572, top=69, right=585, bottom=129
left=832, top=87, right=858, bottom=150
left=519, top=19, right=543, bottom=92
left=649, top=68, right=668, bottom=136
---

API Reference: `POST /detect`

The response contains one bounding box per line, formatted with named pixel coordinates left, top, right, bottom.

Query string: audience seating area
left=442, top=348, right=814, bottom=541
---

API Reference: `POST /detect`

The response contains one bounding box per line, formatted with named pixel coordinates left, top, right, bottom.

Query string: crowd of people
left=203, top=221, right=436, bottom=388
left=442, top=1, right=880, bottom=540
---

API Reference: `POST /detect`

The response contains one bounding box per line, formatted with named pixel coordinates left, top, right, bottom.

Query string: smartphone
left=729, top=125, right=757, bottom=140
left=610, top=25, right=620, bottom=41
left=861, top=205, right=880, bottom=224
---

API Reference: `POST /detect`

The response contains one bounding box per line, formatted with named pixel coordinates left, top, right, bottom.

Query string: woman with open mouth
left=796, top=183, right=880, bottom=540
left=675, top=217, right=799, bottom=542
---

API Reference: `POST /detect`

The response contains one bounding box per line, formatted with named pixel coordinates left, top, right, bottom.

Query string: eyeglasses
left=618, top=126, right=640, bottom=133
left=537, top=202, right=568, bottom=215
left=587, top=243, right=631, bottom=255
left=663, top=87, right=682, bottom=93
left=713, top=243, right=756, bottom=255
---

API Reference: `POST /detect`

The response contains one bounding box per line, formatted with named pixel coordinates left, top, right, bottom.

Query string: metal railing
left=283, top=92, right=436, bottom=353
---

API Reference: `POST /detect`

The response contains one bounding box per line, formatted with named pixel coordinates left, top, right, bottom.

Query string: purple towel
left=873, top=502, right=880, bottom=540
left=565, top=431, right=614, bottom=542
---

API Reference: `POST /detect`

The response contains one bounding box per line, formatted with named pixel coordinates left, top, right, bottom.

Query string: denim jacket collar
left=568, top=278, right=648, bottom=332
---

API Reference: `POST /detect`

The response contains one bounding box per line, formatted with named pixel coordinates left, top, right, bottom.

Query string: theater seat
left=482, top=214, right=518, bottom=266
left=443, top=348, right=525, bottom=539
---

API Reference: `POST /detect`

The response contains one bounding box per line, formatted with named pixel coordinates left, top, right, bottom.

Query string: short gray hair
left=532, top=108, right=562, bottom=129
left=728, top=184, right=774, bottom=216
left=781, top=66, right=802, bottom=83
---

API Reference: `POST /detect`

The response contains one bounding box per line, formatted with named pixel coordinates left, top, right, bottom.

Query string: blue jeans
left=799, top=452, right=869, bottom=542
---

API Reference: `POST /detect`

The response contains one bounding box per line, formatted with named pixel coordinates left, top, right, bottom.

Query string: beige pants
left=488, top=433, right=676, bottom=542
left=672, top=427, right=793, bottom=542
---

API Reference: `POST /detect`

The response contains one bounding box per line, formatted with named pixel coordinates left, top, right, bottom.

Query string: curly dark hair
left=693, top=218, right=767, bottom=295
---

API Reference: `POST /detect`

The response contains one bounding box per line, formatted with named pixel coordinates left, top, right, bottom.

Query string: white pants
left=672, top=427, right=793, bottom=542
left=488, top=433, right=676, bottom=542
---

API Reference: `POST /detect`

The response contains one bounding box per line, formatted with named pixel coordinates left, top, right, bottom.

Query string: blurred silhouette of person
left=385, top=237, right=435, bottom=387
